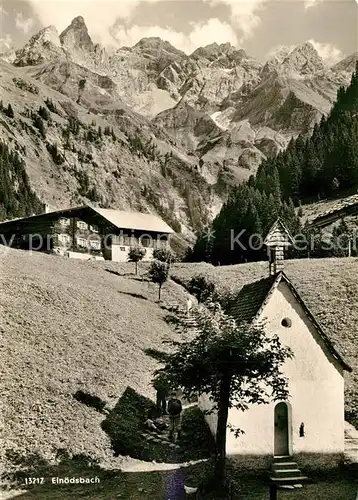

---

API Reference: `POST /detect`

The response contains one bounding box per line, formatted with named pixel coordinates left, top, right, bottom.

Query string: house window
left=158, top=236, right=168, bottom=249
left=58, top=234, right=71, bottom=245
left=123, top=236, right=130, bottom=246
left=76, top=237, right=87, bottom=248
left=59, top=218, right=70, bottom=226
left=89, top=224, right=99, bottom=233
left=89, top=239, right=101, bottom=250
left=140, top=235, right=151, bottom=248
left=77, top=220, right=88, bottom=230
left=120, top=246, right=126, bottom=251
left=281, top=318, right=292, bottom=328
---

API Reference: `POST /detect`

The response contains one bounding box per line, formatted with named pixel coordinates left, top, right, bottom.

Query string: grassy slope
left=0, top=248, right=189, bottom=470
left=171, top=258, right=358, bottom=414
left=1, top=250, right=358, bottom=498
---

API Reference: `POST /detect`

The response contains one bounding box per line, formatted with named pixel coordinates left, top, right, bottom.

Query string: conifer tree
left=5, top=103, right=14, bottom=118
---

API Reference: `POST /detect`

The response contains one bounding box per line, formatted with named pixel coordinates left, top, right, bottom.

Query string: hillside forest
left=191, top=62, right=358, bottom=264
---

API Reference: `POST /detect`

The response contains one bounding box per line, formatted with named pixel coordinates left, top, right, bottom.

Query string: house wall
left=0, top=211, right=173, bottom=262
left=109, top=232, right=169, bottom=263
left=0, top=215, right=102, bottom=258
left=200, top=280, right=345, bottom=469
left=9, top=218, right=55, bottom=251
left=53, top=217, right=102, bottom=257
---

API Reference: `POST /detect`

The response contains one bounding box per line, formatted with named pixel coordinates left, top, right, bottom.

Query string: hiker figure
left=153, top=376, right=170, bottom=415
left=167, top=390, right=183, bottom=443
left=186, top=297, right=193, bottom=317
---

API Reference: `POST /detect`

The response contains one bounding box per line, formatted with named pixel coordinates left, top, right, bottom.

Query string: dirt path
left=119, top=456, right=208, bottom=473
left=0, top=491, right=25, bottom=499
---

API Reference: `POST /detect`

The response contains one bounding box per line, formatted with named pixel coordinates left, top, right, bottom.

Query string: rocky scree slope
left=0, top=58, right=213, bottom=244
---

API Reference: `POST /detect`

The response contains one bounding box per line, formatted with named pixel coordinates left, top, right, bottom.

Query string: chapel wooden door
left=274, top=402, right=289, bottom=456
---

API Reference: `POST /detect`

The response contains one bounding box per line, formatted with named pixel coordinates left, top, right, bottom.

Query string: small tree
left=154, top=303, right=292, bottom=491
left=128, top=246, right=146, bottom=275
left=77, top=78, right=86, bottom=104
left=152, top=248, right=175, bottom=266
left=32, top=114, right=46, bottom=139
left=5, top=103, right=14, bottom=118
left=38, top=106, right=50, bottom=121
left=148, top=260, right=169, bottom=301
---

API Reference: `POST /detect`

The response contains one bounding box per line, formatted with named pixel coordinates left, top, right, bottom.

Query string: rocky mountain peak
left=281, top=41, right=325, bottom=75
left=13, top=25, right=62, bottom=66
left=332, top=52, right=358, bottom=73
left=30, top=25, right=61, bottom=47
left=191, top=42, right=236, bottom=60
left=190, top=43, right=252, bottom=70
left=133, top=37, right=185, bottom=57
left=261, top=46, right=293, bottom=75
left=60, top=16, right=94, bottom=52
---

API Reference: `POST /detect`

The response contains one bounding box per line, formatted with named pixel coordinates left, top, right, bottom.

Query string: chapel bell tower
left=264, top=219, right=294, bottom=276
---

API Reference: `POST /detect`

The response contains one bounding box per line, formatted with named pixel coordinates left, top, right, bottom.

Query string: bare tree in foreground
left=154, top=302, right=292, bottom=494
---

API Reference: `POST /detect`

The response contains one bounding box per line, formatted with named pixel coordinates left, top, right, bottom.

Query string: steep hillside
left=0, top=59, right=213, bottom=241
left=0, top=247, right=189, bottom=471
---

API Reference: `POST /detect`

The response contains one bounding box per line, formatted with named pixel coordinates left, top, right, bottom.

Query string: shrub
left=12, top=77, right=39, bottom=94
left=187, top=274, right=215, bottom=303
left=153, top=248, right=176, bottom=264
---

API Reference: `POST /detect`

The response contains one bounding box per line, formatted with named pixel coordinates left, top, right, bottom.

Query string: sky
left=0, top=0, right=357, bottom=63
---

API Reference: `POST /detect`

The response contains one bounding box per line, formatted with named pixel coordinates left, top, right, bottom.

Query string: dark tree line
left=190, top=62, right=358, bottom=264
left=191, top=183, right=299, bottom=264
left=0, top=142, right=43, bottom=220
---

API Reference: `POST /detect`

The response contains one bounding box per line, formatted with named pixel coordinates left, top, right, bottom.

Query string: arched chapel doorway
left=274, top=402, right=289, bottom=456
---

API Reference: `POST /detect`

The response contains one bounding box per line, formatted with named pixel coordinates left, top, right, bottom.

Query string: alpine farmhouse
left=0, top=204, right=174, bottom=261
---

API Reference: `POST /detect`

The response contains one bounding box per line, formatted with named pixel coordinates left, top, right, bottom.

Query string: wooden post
left=269, top=484, right=277, bottom=500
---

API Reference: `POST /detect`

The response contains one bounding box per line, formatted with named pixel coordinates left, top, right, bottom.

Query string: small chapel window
left=299, top=422, right=305, bottom=437
left=281, top=317, right=292, bottom=328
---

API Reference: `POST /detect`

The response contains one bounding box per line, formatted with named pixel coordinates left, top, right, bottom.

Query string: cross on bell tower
left=264, top=219, right=294, bottom=276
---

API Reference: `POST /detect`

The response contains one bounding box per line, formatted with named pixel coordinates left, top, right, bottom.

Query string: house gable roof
left=0, top=204, right=174, bottom=234
left=89, top=205, right=174, bottom=233
left=230, top=272, right=352, bottom=372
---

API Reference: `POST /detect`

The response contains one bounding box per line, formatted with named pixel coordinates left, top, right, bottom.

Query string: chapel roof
left=229, top=271, right=352, bottom=372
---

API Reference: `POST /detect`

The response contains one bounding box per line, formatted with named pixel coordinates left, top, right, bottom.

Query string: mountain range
left=0, top=16, right=357, bottom=243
